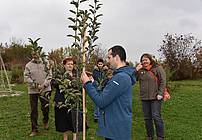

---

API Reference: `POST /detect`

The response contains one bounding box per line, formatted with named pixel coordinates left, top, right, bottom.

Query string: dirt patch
left=0, top=91, right=23, bottom=98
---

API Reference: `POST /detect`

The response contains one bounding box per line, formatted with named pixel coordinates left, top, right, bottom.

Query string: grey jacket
left=24, top=59, right=52, bottom=94
left=137, top=65, right=166, bottom=100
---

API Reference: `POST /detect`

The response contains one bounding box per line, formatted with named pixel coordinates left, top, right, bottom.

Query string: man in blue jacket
left=81, top=45, right=137, bottom=140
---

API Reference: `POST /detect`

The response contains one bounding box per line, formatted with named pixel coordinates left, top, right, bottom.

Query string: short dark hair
left=62, top=57, right=75, bottom=65
left=108, top=45, right=126, bottom=62
left=97, top=58, right=104, bottom=64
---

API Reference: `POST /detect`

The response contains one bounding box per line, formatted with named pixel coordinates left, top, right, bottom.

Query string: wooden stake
left=82, top=29, right=87, bottom=140
left=0, top=52, right=12, bottom=92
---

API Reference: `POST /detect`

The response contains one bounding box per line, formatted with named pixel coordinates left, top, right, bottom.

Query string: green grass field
left=0, top=80, right=202, bottom=140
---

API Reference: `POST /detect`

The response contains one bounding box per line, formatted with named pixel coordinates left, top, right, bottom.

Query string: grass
left=0, top=80, right=202, bottom=140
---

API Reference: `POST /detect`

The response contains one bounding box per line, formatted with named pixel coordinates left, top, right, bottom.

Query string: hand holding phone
left=136, top=63, right=143, bottom=71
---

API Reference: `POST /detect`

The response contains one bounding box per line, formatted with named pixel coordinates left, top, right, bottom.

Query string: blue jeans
left=142, top=100, right=164, bottom=138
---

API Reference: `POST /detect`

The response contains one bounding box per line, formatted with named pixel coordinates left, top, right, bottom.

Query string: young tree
left=67, top=1, right=103, bottom=139
left=50, top=0, right=103, bottom=139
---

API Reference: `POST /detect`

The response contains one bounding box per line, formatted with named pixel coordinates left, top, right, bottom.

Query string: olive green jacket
left=137, top=65, right=166, bottom=100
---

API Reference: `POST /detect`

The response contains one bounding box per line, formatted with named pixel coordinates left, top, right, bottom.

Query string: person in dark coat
left=52, top=57, right=82, bottom=140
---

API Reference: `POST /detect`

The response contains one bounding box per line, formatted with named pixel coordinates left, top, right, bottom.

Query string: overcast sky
left=0, top=0, right=202, bottom=62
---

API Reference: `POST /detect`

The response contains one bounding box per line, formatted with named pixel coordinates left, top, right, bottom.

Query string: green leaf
left=68, top=17, right=76, bottom=23
left=89, top=9, right=95, bottom=14
left=70, top=1, right=79, bottom=8
left=95, top=29, right=99, bottom=33
left=80, top=0, right=88, bottom=3
left=93, top=36, right=98, bottom=42
left=69, top=10, right=76, bottom=14
left=35, top=38, right=41, bottom=43
left=96, top=6, right=101, bottom=10
left=96, top=14, right=103, bottom=18
left=88, top=17, right=93, bottom=22
left=79, top=10, right=85, bottom=15
left=67, top=35, right=80, bottom=42
left=68, top=25, right=77, bottom=31
left=78, top=27, right=82, bottom=33
left=96, top=22, right=101, bottom=26
left=97, top=3, right=103, bottom=7
left=89, top=4, right=94, bottom=9
left=77, top=18, right=81, bottom=24
left=92, top=44, right=98, bottom=48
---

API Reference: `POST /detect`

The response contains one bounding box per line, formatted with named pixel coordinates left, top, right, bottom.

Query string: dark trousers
left=29, top=92, right=50, bottom=131
left=142, top=100, right=164, bottom=138
left=105, top=138, right=113, bottom=140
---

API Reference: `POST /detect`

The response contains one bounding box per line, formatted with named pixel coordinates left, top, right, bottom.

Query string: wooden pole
left=82, top=84, right=86, bottom=140
left=0, top=52, right=12, bottom=92
left=82, top=28, right=87, bottom=140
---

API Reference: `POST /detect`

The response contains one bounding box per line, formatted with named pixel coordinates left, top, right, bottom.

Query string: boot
left=157, top=137, right=164, bottom=140
left=146, top=137, right=153, bottom=140
left=43, top=122, right=49, bottom=130
left=29, top=129, right=38, bottom=137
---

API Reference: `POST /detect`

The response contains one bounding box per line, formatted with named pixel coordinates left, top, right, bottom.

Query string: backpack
left=148, top=70, right=171, bottom=101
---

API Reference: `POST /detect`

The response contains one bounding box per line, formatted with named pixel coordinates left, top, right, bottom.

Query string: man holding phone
left=81, top=45, right=140, bottom=140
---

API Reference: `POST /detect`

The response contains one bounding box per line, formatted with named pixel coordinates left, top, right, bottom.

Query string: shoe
left=43, top=123, right=49, bottom=130
left=94, top=119, right=98, bottom=123
left=29, top=131, right=37, bottom=137
left=157, top=137, right=164, bottom=140
left=146, top=136, right=153, bottom=140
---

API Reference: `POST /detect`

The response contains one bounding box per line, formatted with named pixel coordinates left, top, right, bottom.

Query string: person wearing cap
left=24, top=51, right=52, bottom=136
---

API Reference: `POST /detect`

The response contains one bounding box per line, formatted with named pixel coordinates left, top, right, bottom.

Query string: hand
left=94, top=65, right=99, bottom=70
left=38, top=84, right=43, bottom=90
left=89, top=76, right=94, bottom=83
left=43, top=84, right=48, bottom=88
left=103, top=66, right=108, bottom=71
left=136, top=63, right=143, bottom=71
left=157, top=95, right=163, bottom=100
left=81, top=71, right=91, bottom=84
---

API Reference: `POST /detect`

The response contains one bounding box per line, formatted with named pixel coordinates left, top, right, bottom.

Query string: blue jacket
left=84, top=66, right=136, bottom=140
left=92, top=68, right=107, bottom=82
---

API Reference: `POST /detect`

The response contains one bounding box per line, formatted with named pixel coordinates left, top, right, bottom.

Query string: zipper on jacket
left=147, top=79, right=149, bottom=99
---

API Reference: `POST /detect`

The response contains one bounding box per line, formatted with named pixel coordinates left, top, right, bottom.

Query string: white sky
left=0, top=0, right=202, bottom=62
